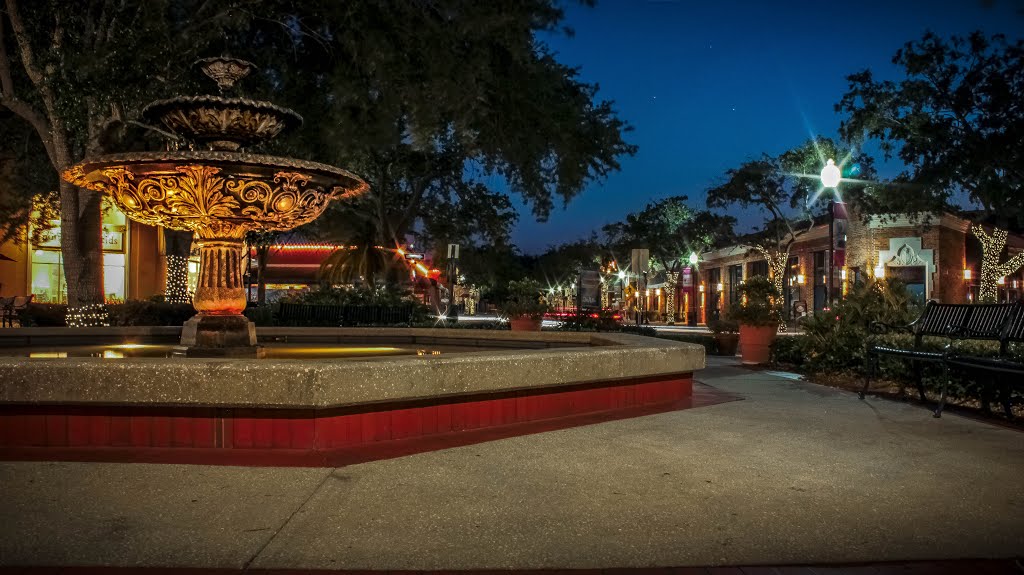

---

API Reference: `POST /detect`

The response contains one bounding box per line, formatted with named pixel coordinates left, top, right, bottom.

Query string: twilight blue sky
left=509, top=0, right=1024, bottom=253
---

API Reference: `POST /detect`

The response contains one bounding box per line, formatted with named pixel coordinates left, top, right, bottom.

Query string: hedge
left=771, top=332, right=1021, bottom=413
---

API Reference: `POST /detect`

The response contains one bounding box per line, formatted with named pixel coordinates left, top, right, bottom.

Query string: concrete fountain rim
left=0, top=328, right=705, bottom=410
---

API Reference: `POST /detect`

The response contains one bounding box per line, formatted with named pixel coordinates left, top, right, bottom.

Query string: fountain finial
left=195, top=56, right=255, bottom=92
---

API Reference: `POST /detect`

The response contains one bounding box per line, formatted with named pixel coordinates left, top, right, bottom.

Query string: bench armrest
left=869, top=321, right=912, bottom=335
left=946, top=324, right=1001, bottom=340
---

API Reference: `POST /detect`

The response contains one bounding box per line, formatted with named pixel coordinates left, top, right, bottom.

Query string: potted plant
left=499, top=279, right=549, bottom=331
left=728, top=275, right=781, bottom=365
left=707, top=318, right=740, bottom=356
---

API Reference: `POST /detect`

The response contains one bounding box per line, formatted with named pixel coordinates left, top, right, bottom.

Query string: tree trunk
left=59, top=180, right=106, bottom=325
left=256, top=245, right=269, bottom=305
left=163, top=228, right=193, bottom=304
left=752, top=244, right=789, bottom=297
left=972, top=225, right=1024, bottom=303
left=664, top=271, right=679, bottom=325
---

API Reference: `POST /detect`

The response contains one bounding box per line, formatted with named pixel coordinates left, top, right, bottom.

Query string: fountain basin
left=64, top=150, right=368, bottom=236
left=142, top=95, right=303, bottom=151
left=0, top=329, right=704, bottom=464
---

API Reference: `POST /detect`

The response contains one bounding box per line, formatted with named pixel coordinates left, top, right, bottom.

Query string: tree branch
left=4, top=0, right=45, bottom=86
left=5, top=0, right=69, bottom=170
left=0, top=16, right=57, bottom=166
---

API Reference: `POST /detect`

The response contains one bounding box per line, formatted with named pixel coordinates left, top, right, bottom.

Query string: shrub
left=794, top=278, right=920, bottom=373
left=244, top=305, right=276, bottom=326
left=707, top=318, right=739, bottom=334
left=17, top=303, right=68, bottom=327
left=281, top=285, right=419, bottom=307
left=275, top=285, right=431, bottom=327
left=770, top=335, right=810, bottom=367
left=769, top=278, right=1023, bottom=412
left=657, top=333, right=718, bottom=354
left=728, top=275, right=781, bottom=326
left=497, top=279, right=549, bottom=319
left=555, top=309, right=620, bottom=332
left=107, top=300, right=196, bottom=326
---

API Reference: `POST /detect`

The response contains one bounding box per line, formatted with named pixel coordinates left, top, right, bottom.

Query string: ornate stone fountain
left=63, top=57, right=368, bottom=356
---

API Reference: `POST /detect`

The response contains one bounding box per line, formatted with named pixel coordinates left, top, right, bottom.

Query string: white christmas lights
left=66, top=303, right=109, bottom=327
left=165, top=254, right=192, bottom=304
left=972, top=225, right=1024, bottom=302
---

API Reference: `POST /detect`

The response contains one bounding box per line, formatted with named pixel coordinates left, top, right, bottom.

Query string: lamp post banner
left=832, top=201, right=848, bottom=267
left=579, top=270, right=602, bottom=309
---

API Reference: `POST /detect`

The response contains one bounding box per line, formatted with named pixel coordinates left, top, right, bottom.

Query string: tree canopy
left=604, top=195, right=735, bottom=273
left=262, top=0, right=637, bottom=250
left=1, top=0, right=636, bottom=305
left=706, top=138, right=876, bottom=252
left=837, top=31, right=1024, bottom=226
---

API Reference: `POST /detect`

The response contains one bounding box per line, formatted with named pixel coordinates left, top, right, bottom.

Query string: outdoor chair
left=6, top=295, right=34, bottom=328
left=0, top=296, right=13, bottom=328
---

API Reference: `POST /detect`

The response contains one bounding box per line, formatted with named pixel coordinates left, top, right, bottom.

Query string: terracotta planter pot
left=509, top=316, right=543, bottom=331
left=714, top=333, right=739, bottom=356
left=738, top=324, right=778, bottom=365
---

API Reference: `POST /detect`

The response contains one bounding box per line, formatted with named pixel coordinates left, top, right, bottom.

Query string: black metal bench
left=860, top=301, right=1018, bottom=412
left=939, top=301, right=1024, bottom=418
left=275, top=303, right=417, bottom=327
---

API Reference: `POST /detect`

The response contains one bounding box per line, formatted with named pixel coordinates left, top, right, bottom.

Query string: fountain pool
left=0, top=327, right=704, bottom=465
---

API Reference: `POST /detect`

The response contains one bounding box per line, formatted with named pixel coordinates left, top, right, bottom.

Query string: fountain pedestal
left=173, top=237, right=263, bottom=357
left=176, top=315, right=260, bottom=357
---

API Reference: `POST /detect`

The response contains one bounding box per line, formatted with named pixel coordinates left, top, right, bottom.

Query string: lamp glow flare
left=820, top=158, right=841, bottom=189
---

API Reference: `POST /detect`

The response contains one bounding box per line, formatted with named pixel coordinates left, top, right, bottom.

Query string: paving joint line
left=240, top=468, right=336, bottom=571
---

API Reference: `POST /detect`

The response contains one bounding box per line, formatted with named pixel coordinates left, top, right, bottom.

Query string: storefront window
left=708, top=268, right=722, bottom=321
left=103, top=253, right=126, bottom=303
left=31, top=250, right=65, bottom=303
left=728, top=264, right=743, bottom=305
left=29, top=200, right=129, bottom=304
left=187, top=258, right=200, bottom=296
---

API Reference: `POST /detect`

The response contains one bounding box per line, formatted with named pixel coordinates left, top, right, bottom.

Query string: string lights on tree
left=663, top=271, right=679, bottom=324
left=752, top=244, right=789, bottom=297
left=66, top=303, right=109, bottom=328
left=972, top=225, right=1024, bottom=302
left=164, top=254, right=192, bottom=304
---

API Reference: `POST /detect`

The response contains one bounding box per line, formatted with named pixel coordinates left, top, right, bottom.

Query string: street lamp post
left=687, top=251, right=699, bottom=326
left=820, top=158, right=841, bottom=309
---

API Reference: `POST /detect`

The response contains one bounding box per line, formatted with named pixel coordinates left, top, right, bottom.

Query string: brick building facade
left=644, top=212, right=1024, bottom=325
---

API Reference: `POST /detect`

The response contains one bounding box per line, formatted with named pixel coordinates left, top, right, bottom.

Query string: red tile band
left=0, top=374, right=730, bottom=467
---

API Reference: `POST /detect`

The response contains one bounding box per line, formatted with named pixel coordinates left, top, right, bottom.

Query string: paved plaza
left=1, top=357, right=1022, bottom=571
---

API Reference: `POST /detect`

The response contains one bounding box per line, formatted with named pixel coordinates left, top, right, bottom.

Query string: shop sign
left=102, top=229, right=124, bottom=251
left=34, top=225, right=124, bottom=252
left=887, top=265, right=926, bottom=284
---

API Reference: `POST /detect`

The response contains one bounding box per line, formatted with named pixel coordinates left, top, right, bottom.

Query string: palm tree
left=318, top=244, right=404, bottom=287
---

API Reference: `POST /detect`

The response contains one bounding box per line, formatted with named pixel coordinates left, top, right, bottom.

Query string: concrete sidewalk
left=1, top=357, right=1022, bottom=570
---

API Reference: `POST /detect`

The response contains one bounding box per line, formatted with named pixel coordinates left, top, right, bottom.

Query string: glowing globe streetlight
left=820, top=158, right=841, bottom=189
left=688, top=252, right=699, bottom=266
left=820, top=158, right=842, bottom=309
